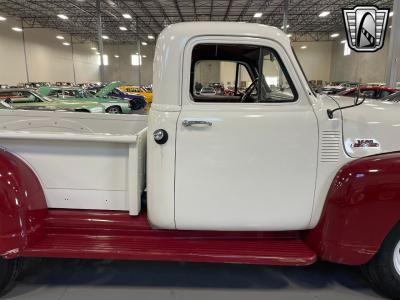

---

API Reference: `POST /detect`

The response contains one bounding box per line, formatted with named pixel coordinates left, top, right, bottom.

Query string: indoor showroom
left=0, top=0, right=400, bottom=300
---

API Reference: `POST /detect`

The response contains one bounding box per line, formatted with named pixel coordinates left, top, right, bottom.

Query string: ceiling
left=0, top=0, right=394, bottom=43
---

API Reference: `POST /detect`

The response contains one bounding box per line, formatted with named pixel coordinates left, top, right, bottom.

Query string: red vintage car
left=337, top=85, right=398, bottom=99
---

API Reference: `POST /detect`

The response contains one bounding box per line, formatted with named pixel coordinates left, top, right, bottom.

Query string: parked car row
left=0, top=81, right=150, bottom=114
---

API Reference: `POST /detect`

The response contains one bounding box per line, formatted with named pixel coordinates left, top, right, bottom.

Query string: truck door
left=175, top=37, right=318, bottom=231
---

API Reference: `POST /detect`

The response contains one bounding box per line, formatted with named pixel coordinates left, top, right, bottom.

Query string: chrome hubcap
left=108, top=107, right=120, bottom=114
left=394, top=240, right=400, bottom=276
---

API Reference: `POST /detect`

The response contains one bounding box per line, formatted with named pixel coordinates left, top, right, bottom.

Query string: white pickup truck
left=0, top=22, right=400, bottom=298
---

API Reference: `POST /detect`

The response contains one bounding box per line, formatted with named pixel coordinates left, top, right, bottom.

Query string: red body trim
left=0, top=149, right=47, bottom=258
left=21, top=209, right=317, bottom=266
left=306, top=152, right=400, bottom=265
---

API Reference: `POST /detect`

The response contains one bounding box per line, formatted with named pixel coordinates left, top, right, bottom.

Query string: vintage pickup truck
left=0, top=22, right=400, bottom=299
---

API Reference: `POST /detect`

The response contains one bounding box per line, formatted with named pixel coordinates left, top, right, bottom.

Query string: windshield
left=291, top=46, right=316, bottom=96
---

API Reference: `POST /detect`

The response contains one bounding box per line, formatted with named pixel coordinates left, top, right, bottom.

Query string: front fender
left=306, top=152, right=400, bottom=265
left=0, top=149, right=47, bottom=258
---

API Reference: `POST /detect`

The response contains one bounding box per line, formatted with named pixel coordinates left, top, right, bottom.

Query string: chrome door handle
left=182, top=120, right=213, bottom=127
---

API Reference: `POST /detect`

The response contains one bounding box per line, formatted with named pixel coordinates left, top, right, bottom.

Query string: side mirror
left=327, top=93, right=366, bottom=119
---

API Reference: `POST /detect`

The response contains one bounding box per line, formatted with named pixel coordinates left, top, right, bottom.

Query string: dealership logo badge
left=342, top=6, right=389, bottom=52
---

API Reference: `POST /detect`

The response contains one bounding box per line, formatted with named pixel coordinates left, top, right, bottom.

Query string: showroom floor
left=3, top=258, right=384, bottom=300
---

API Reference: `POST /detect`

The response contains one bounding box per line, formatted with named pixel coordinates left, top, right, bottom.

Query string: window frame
left=189, top=43, right=298, bottom=104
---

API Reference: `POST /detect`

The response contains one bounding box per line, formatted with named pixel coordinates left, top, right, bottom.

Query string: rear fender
left=306, top=152, right=400, bottom=265
left=0, top=149, right=47, bottom=258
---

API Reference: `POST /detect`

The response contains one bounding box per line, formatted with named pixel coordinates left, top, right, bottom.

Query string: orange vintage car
left=119, top=85, right=153, bottom=103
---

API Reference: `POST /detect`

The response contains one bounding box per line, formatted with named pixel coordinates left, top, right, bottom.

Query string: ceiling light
left=62, top=42, right=70, bottom=46
left=122, top=13, right=132, bottom=19
left=141, top=41, right=147, bottom=46
left=96, top=52, right=100, bottom=55
left=119, top=26, right=127, bottom=31
left=57, top=14, right=69, bottom=20
left=114, top=54, right=119, bottom=58
left=102, top=35, right=109, bottom=39
left=340, top=40, right=346, bottom=44
left=0, top=16, right=6, bottom=21
left=319, top=11, right=330, bottom=17
left=389, top=25, right=392, bottom=29
left=91, top=47, right=97, bottom=50
left=286, top=33, right=292, bottom=37
left=281, top=24, right=289, bottom=29
left=11, top=27, right=23, bottom=32
left=148, top=35, right=155, bottom=39
left=56, top=35, right=64, bottom=40
left=254, top=12, right=263, bottom=18
left=389, top=12, right=393, bottom=17
left=142, top=55, right=147, bottom=58
left=300, top=45, right=307, bottom=49
left=331, top=33, right=339, bottom=38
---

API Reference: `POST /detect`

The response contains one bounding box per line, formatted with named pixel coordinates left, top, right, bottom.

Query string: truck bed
left=22, top=209, right=317, bottom=266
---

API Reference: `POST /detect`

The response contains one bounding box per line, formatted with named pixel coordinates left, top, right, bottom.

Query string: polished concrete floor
left=3, top=259, right=385, bottom=300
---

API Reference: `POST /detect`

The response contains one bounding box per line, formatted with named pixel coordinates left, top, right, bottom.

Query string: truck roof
left=153, top=22, right=291, bottom=107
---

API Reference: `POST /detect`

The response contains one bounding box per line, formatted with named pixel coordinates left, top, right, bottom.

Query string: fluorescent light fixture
left=119, top=26, right=127, bottom=31
left=11, top=27, right=23, bottom=32
left=62, top=42, right=70, bottom=46
left=330, top=33, right=339, bottom=38
left=389, top=25, right=392, bottom=29
left=114, top=54, right=119, bottom=58
left=57, top=14, right=69, bottom=20
left=300, top=45, right=307, bottom=49
left=0, top=16, right=6, bottom=21
left=122, top=13, right=132, bottom=19
left=148, top=35, right=155, bottom=39
left=96, top=52, right=100, bottom=55
left=318, top=11, right=330, bottom=17
left=141, top=41, right=147, bottom=46
left=91, top=47, right=97, bottom=50
left=56, top=35, right=64, bottom=40
left=286, top=33, right=292, bottom=37
left=254, top=12, right=263, bottom=18
left=131, top=54, right=142, bottom=66
left=389, top=12, right=393, bottom=17
left=102, top=35, right=109, bottom=39
left=340, top=39, right=346, bottom=44
left=281, top=24, right=289, bottom=29
left=142, top=55, right=147, bottom=58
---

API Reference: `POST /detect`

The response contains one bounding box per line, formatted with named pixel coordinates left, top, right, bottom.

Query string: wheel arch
left=306, top=152, right=400, bottom=265
left=0, top=148, right=47, bottom=258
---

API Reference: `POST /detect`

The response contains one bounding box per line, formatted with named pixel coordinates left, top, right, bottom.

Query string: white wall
left=0, top=16, right=100, bottom=85
left=330, top=31, right=400, bottom=83
left=292, top=41, right=333, bottom=83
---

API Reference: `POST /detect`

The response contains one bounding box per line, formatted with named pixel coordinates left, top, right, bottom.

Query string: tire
left=0, top=258, right=23, bottom=296
left=106, top=106, right=122, bottom=114
left=362, top=223, right=400, bottom=299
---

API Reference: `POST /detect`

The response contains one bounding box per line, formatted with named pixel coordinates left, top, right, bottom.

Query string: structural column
left=385, top=1, right=400, bottom=88
left=96, top=0, right=105, bottom=83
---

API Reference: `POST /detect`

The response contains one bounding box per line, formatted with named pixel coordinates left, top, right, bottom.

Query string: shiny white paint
left=174, top=35, right=318, bottom=230
left=147, top=106, right=180, bottom=229
left=333, top=96, right=400, bottom=158
left=0, top=110, right=147, bottom=214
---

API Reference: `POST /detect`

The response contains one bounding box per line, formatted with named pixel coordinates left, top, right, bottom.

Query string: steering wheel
left=240, top=78, right=258, bottom=103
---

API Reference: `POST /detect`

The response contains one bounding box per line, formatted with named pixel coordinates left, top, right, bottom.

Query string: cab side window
left=190, top=43, right=297, bottom=103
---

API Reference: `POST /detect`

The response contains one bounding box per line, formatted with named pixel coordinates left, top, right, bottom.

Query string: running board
left=22, top=209, right=317, bottom=266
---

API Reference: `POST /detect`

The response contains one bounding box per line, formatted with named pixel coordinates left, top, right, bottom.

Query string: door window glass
left=191, top=43, right=297, bottom=103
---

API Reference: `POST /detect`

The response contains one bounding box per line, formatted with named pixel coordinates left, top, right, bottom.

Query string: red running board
left=22, top=209, right=317, bottom=266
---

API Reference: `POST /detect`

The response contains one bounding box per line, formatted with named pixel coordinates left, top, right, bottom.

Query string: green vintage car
left=38, top=84, right=136, bottom=114
left=0, top=89, right=105, bottom=113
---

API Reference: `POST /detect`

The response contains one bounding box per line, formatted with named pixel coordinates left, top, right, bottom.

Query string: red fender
left=306, top=152, right=400, bottom=265
left=0, top=149, right=47, bottom=258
